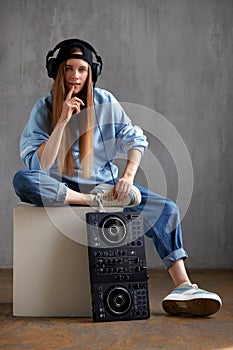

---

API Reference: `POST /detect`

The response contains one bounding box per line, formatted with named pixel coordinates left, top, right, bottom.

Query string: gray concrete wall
left=1, top=0, right=233, bottom=268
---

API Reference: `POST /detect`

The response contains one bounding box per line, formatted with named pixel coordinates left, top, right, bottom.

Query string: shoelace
left=191, top=284, right=198, bottom=290
left=95, top=194, right=106, bottom=212
left=175, top=282, right=199, bottom=290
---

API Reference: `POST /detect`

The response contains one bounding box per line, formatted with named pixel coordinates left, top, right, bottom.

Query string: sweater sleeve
left=94, top=89, right=148, bottom=155
left=115, top=118, right=148, bottom=155
left=20, top=92, right=53, bottom=170
left=108, top=92, right=148, bottom=154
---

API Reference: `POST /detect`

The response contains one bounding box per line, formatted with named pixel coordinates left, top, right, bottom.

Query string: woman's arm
left=113, top=148, right=142, bottom=201
left=38, top=86, right=84, bottom=171
left=37, top=119, right=67, bottom=171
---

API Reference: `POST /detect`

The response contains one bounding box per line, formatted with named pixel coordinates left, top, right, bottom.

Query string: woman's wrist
left=122, top=172, right=135, bottom=182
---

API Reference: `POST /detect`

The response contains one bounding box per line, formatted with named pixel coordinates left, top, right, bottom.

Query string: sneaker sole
left=162, top=298, right=221, bottom=317
left=128, top=186, right=141, bottom=206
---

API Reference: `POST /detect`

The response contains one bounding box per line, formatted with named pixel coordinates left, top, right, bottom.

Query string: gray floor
left=0, top=269, right=232, bottom=350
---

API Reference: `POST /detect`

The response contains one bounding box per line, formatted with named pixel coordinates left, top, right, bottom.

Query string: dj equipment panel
left=86, top=212, right=150, bottom=322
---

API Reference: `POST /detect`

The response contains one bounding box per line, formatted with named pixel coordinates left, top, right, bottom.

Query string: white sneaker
left=162, top=282, right=222, bottom=317
left=90, top=183, right=141, bottom=210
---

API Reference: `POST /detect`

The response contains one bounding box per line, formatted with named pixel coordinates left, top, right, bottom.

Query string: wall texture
left=0, top=0, right=233, bottom=268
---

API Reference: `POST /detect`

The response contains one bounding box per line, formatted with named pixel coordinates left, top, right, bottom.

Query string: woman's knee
left=166, top=198, right=180, bottom=216
left=13, top=169, right=42, bottom=196
left=13, top=170, right=47, bottom=206
left=13, top=170, right=30, bottom=193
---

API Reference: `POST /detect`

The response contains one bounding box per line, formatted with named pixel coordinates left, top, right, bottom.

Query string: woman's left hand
left=113, top=176, right=134, bottom=202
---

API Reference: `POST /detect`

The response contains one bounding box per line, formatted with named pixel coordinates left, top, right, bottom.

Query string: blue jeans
left=13, top=169, right=188, bottom=269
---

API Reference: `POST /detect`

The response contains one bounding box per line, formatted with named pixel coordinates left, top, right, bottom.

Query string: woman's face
left=64, top=53, right=89, bottom=95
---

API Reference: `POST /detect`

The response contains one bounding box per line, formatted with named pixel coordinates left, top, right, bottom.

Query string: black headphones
left=46, top=38, right=103, bottom=85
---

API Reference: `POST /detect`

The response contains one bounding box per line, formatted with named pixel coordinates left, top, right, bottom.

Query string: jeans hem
left=56, top=182, right=67, bottom=205
left=162, top=248, right=188, bottom=270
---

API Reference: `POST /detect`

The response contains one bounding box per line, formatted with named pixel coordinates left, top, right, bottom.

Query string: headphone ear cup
left=46, top=58, right=57, bottom=79
left=92, top=62, right=101, bottom=84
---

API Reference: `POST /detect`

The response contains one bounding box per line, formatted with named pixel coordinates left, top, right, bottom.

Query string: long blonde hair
left=52, top=53, right=94, bottom=178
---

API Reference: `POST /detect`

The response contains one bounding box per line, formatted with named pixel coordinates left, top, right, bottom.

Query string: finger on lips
left=67, top=85, right=75, bottom=98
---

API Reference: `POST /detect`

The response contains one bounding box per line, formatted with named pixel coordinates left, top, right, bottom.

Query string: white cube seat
left=13, top=205, right=121, bottom=317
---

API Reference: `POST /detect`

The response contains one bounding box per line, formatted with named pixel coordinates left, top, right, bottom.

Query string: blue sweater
left=20, top=88, right=148, bottom=184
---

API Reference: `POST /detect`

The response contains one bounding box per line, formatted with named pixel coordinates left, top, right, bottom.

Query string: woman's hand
left=113, top=149, right=142, bottom=202
left=60, top=86, right=85, bottom=124
left=113, top=176, right=134, bottom=202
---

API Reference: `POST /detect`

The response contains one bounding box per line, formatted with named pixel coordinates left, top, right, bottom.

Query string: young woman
left=13, top=38, right=222, bottom=317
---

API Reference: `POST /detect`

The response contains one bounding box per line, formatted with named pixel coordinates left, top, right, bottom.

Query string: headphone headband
left=51, top=38, right=98, bottom=56
left=46, top=38, right=103, bottom=84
